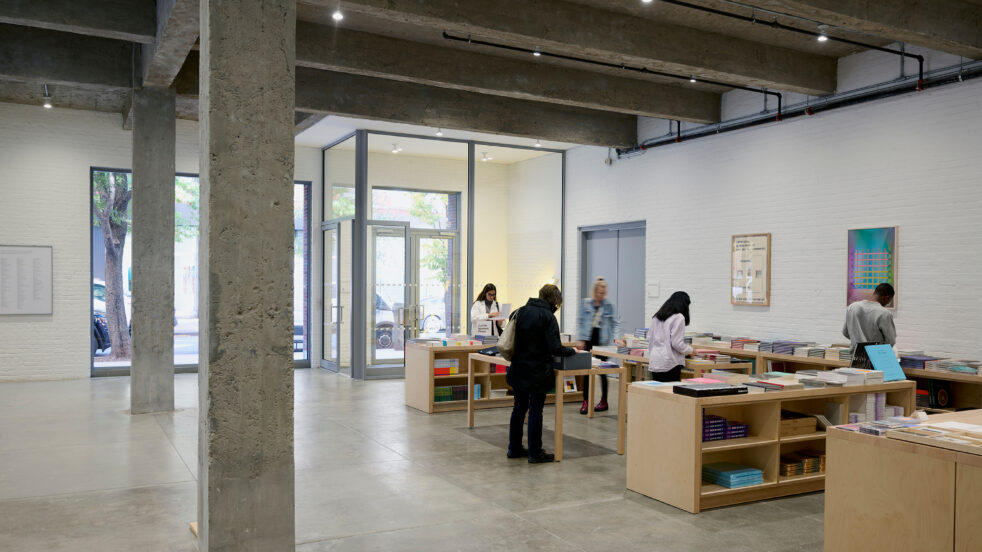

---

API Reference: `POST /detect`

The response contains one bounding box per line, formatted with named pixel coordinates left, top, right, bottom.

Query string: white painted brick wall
left=564, top=77, right=982, bottom=359
left=0, top=103, right=198, bottom=381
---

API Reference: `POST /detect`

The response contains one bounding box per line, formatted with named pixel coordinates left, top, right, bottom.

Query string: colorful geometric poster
left=847, top=227, right=896, bottom=307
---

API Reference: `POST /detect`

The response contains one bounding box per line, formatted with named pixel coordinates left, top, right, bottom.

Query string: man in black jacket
left=506, top=284, right=576, bottom=463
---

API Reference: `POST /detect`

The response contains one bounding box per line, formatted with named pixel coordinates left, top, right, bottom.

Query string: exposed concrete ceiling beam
left=296, top=68, right=637, bottom=148
left=296, top=22, right=720, bottom=123
left=176, top=56, right=635, bottom=147
left=142, top=0, right=200, bottom=86
left=745, top=0, right=982, bottom=59
left=0, top=0, right=156, bottom=44
left=0, top=23, right=133, bottom=89
left=295, top=112, right=326, bottom=135
left=311, top=0, right=836, bottom=95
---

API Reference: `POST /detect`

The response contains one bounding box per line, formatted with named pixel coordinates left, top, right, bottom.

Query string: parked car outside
left=92, top=313, right=110, bottom=352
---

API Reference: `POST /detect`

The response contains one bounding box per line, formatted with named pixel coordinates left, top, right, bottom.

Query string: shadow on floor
left=456, top=424, right=616, bottom=460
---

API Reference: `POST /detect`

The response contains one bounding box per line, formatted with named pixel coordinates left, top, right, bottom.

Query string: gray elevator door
left=581, top=226, right=646, bottom=337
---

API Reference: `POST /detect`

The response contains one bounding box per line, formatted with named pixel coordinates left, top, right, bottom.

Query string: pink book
left=686, top=377, right=726, bottom=384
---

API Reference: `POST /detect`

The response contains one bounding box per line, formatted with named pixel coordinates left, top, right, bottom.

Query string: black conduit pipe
left=442, top=31, right=785, bottom=120
left=619, top=66, right=982, bottom=156
left=656, top=0, right=925, bottom=89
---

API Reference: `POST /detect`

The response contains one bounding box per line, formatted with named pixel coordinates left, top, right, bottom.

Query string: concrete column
left=197, top=0, right=296, bottom=550
left=131, top=86, right=176, bottom=415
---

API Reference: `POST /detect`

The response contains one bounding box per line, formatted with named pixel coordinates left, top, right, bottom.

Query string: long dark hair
left=475, top=283, right=497, bottom=302
left=655, top=291, right=690, bottom=325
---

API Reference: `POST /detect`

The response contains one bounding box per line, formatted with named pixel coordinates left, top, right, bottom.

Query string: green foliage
left=92, top=171, right=132, bottom=231
left=174, top=176, right=199, bottom=243
left=411, top=193, right=451, bottom=284
left=333, top=186, right=355, bottom=217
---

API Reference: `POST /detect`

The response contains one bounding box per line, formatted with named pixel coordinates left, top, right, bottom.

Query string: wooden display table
left=625, top=380, right=915, bottom=513
left=902, top=368, right=982, bottom=412
left=825, top=409, right=982, bottom=552
left=588, top=349, right=752, bottom=381
left=467, top=353, right=627, bottom=462
left=693, top=342, right=850, bottom=374
left=405, top=342, right=586, bottom=414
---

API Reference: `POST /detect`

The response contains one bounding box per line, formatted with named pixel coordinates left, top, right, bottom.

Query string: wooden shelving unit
left=405, top=343, right=583, bottom=413
left=625, top=380, right=915, bottom=513
left=693, top=343, right=851, bottom=374
left=902, top=368, right=982, bottom=411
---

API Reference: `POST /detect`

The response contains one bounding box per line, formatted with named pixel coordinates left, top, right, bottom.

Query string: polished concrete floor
left=0, top=370, right=825, bottom=551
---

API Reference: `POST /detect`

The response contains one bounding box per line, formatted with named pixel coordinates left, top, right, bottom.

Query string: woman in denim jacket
left=575, top=277, right=624, bottom=414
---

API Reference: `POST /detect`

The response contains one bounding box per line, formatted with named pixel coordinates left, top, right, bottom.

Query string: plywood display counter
left=625, top=380, right=915, bottom=513
left=825, top=409, right=982, bottom=552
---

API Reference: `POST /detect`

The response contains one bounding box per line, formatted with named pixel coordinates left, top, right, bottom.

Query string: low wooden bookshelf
left=405, top=343, right=583, bottom=413
left=625, top=380, right=915, bottom=513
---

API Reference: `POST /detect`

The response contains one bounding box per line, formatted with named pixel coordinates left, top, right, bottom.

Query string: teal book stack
left=702, top=462, right=764, bottom=488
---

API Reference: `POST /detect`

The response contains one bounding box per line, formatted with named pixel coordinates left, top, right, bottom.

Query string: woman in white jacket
left=647, top=291, right=693, bottom=382
left=471, top=283, right=503, bottom=336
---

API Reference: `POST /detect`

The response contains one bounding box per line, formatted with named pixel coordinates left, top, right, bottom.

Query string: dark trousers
left=581, top=328, right=608, bottom=401
left=648, top=365, right=683, bottom=382
left=508, top=391, right=546, bottom=456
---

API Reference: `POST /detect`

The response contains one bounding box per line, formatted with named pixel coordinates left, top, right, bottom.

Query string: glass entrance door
left=368, top=222, right=409, bottom=375
left=413, top=232, right=458, bottom=339
left=321, top=219, right=352, bottom=375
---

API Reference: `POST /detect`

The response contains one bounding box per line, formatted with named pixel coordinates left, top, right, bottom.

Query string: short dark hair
left=874, top=283, right=895, bottom=298
left=655, top=291, right=691, bottom=325
left=476, top=283, right=497, bottom=302
left=538, top=284, right=563, bottom=308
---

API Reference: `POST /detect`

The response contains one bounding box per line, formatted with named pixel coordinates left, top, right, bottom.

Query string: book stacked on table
left=674, top=383, right=749, bottom=397
left=633, top=328, right=649, bottom=339
left=772, top=341, right=809, bottom=355
left=900, top=355, right=940, bottom=370
left=702, top=462, right=764, bottom=489
left=730, top=338, right=758, bottom=350
left=474, top=334, right=498, bottom=345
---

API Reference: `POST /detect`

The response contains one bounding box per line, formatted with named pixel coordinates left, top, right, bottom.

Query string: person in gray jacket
left=843, top=282, right=897, bottom=352
left=575, top=277, right=623, bottom=414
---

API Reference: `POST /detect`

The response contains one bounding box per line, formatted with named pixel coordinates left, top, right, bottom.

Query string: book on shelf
left=674, top=383, right=749, bottom=397
left=702, top=462, right=764, bottom=488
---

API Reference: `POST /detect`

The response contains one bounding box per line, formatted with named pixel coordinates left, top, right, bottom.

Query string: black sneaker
left=506, top=447, right=528, bottom=459
left=528, top=451, right=555, bottom=464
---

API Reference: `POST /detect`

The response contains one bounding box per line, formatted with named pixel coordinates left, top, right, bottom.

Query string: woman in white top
left=647, top=291, right=693, bottom=382
left=471, top=283, right=503, bottom=336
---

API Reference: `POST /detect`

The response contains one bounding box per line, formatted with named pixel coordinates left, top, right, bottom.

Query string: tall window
left=91, top=170, right=310, bottom=370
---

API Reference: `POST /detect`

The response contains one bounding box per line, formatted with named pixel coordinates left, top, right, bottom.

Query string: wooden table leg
left=617, top=367, right=627, bottom=455
left=587, top=372, right=595, bottom=418
left=467, top=362, right=475, bottom=428
left=555, top=372, right=564, bottom=461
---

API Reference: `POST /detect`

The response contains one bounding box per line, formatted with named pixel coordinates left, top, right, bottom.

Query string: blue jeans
left=508, top=391, right=546, bottom=456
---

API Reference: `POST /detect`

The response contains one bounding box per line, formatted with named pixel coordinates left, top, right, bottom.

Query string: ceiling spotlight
left=481, top=152, right=492, bottom=162
left=392, top=143, right=402, bottom=154
left=642, top=0, right=654, bottom=4
left=533, top=46, right=542, bottom=57
left=332, top=9, right=343, bottom=21
left=689, top=76, right=697, bottom=83
left=534, top=140, right=541, bottom=148
left=435, top=128, right=443, bottom=137
left=817, top=34, right=828, bottom=42
left=42, top=84, right=52, bottom=109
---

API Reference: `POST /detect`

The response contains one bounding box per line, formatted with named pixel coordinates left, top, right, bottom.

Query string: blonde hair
left=591, top=277, right=608, bottom=300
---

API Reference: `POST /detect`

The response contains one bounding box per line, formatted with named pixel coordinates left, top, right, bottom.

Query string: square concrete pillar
left=197, top=0, right=297, bottom=550
left=131, top=86, right=176, bottom=415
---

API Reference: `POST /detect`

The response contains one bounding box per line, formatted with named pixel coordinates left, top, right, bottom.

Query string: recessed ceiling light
left=817, top=34, right=828, bottom=42
left=332, top=9, right=343, bottom=21
left=689, top=77, right=697, bottom=83
left=534, top=140, right=541, bottom=148
left=642, top=0, right=654, bottom=4
left=435, top=128, right=443, bottom=137
left=533, top=46, right=542, bottom=57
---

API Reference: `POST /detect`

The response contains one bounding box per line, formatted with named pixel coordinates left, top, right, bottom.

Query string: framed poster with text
left=731, top=233, right=770, bottom=306
left=0, top=245, right=53, bottom=315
